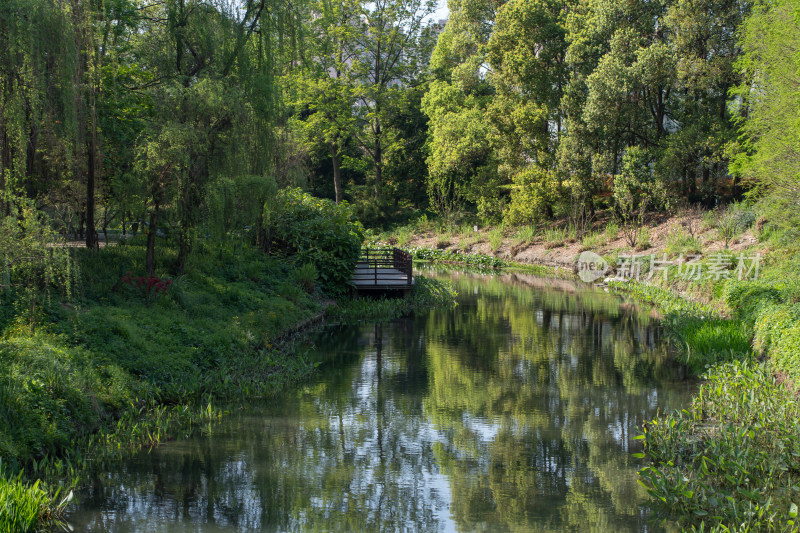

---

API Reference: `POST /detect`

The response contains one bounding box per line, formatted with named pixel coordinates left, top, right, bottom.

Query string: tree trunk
left=145, top=201, right=159, bottom=277
left=85, top=115, right=98, bottom=249
left=374, top=118, right=382, bottom=199
left=331, top=140, right=342, bottom=204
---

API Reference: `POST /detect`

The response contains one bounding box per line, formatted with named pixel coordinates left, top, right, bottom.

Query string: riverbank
left=0, top=241, right=323, bottom=531
left=375, top=207, right=763, bottom=277
left=0, top=239, right=456, bottom=531
left=379, top=210, right=800, bottom=531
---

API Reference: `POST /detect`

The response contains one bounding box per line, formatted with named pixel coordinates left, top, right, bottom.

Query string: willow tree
left=730, top=0, right=800, bottom=229
left=130, top=0, right=292, bottom=275
left=0, top=0, right=80, bottom=213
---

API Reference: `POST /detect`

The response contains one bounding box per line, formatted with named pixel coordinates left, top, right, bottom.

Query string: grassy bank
left=608, top=243, right=800, bottom=531
left=0, top=234, right=459, bottom=532
left=0, top=240, right=326, bottom=530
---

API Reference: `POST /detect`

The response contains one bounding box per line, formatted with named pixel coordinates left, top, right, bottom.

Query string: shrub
left=665, top=228, right=702, bottom=256
left=294, top=263, right=317, bottom=294
left=269, top=189, right=364, bottom=291
left=613, top=146, right=669, bottom=225
left=544, top=228, right=566, bottom=248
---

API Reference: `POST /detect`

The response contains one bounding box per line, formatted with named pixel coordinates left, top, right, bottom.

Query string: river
left=66, top=268, right=692, bottom=532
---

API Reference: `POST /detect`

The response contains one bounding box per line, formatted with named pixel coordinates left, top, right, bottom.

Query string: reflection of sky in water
left=67, top=271, right=692, bottom=532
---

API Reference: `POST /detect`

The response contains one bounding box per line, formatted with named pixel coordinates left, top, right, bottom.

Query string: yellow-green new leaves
left=729, top=0, right=800, bottom=229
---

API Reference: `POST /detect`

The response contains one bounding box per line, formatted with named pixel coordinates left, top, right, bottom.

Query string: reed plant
left=489, top=227, right=504, bottom=252
left=543, top=228, right=567, bottom=248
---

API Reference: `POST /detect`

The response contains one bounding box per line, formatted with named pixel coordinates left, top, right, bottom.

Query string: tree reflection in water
left=68, top=270, right=691, bottom=532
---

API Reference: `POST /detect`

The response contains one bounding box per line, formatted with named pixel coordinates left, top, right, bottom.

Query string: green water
left=66, top=269, right=692, bottom=532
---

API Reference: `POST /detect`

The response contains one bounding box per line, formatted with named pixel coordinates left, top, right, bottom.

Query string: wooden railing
left=352, top=247, right=413, bottom=289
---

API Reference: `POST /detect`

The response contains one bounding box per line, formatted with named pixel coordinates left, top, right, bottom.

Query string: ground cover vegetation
left=3, top=0, right=800, bottom=529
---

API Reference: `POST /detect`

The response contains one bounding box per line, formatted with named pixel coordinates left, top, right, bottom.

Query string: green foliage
left=604, top=221, right=619, bottom=243
left=638, top=360, right=800, bottom=531
left=0, top=196, right=74, bottom=330
left=294, top=263, right=317, bottom=294
left=488, top=227, right=504, bottom=252
left=614, top=147, right=669, bottom=224
left=609, top=281, right=751, bottom=374
left=665, top=228, right=703, bottom=256
left=730, top=0, right=800, bottom=231
left=270, top=188, right=364, bottom=291
left=543, top=227, right=567, bottom=248
left=635, top=227, right=651, bottom=251
left=715, top=202, right=756, bottom=248
left=580, top=231, right=603, bottom=250
left=512, top=225, right=536, bottom=246
left=0, top=469, right=52, bottom=533
left=504, top=167, right=562, bottom=225
left=0, top=239, right=331, bottom=533
left=422, top=0, right=501, bottom=222
left=410, top=248, right=507, bottom=269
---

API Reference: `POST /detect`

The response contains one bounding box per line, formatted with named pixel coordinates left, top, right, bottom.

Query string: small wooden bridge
left=351, top=247, right=413, bottom=294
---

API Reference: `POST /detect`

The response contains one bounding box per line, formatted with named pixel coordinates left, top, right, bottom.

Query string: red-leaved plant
left=120, top=271, right=172, bottom=306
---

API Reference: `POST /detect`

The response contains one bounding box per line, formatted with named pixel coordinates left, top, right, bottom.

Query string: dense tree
left=423, top=0, right=757, bottom=226
left=422, top=0, right=501, bottom=220
left=729, top=0, right=800, bottom=228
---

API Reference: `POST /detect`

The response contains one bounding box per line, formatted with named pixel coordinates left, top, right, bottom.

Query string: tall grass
left=0, top=470, right=52, bottom=533
left=489, top=227, right=504, bottom=252
left=512, top=225, right=536, bottom=247
left=580, top=231, right=603, bottom=250
left=664, top=228, right=702, bottom=256
left=604, top=221, right=619, bottom=243
left=634, top=227, right=651, bottom=250
left=543, top=227, right=567, bottom=248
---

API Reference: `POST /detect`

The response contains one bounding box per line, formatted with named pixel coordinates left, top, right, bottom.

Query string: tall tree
left=285, top=0, right=360, bottom=204
left=422, top=0, right=501, bottom=220
left=350, top=0, right=437, bottom=199
left=486, top=0, right=571, bottom=223
left=730, top=0, right=800, bottom=227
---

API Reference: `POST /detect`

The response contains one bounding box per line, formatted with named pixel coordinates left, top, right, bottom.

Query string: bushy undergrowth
left=613, top=240, right=800, bottom=531
left=0, top=241, right=326, bottom=529
left=638, top=360, right=800, bottom=532
left=268, top=188, right=364, bottom=291
left=724, top=277, right=800, bottom=383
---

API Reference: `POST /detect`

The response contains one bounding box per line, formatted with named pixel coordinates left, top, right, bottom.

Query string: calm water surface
left=67, top=269, right=693, bottom=532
